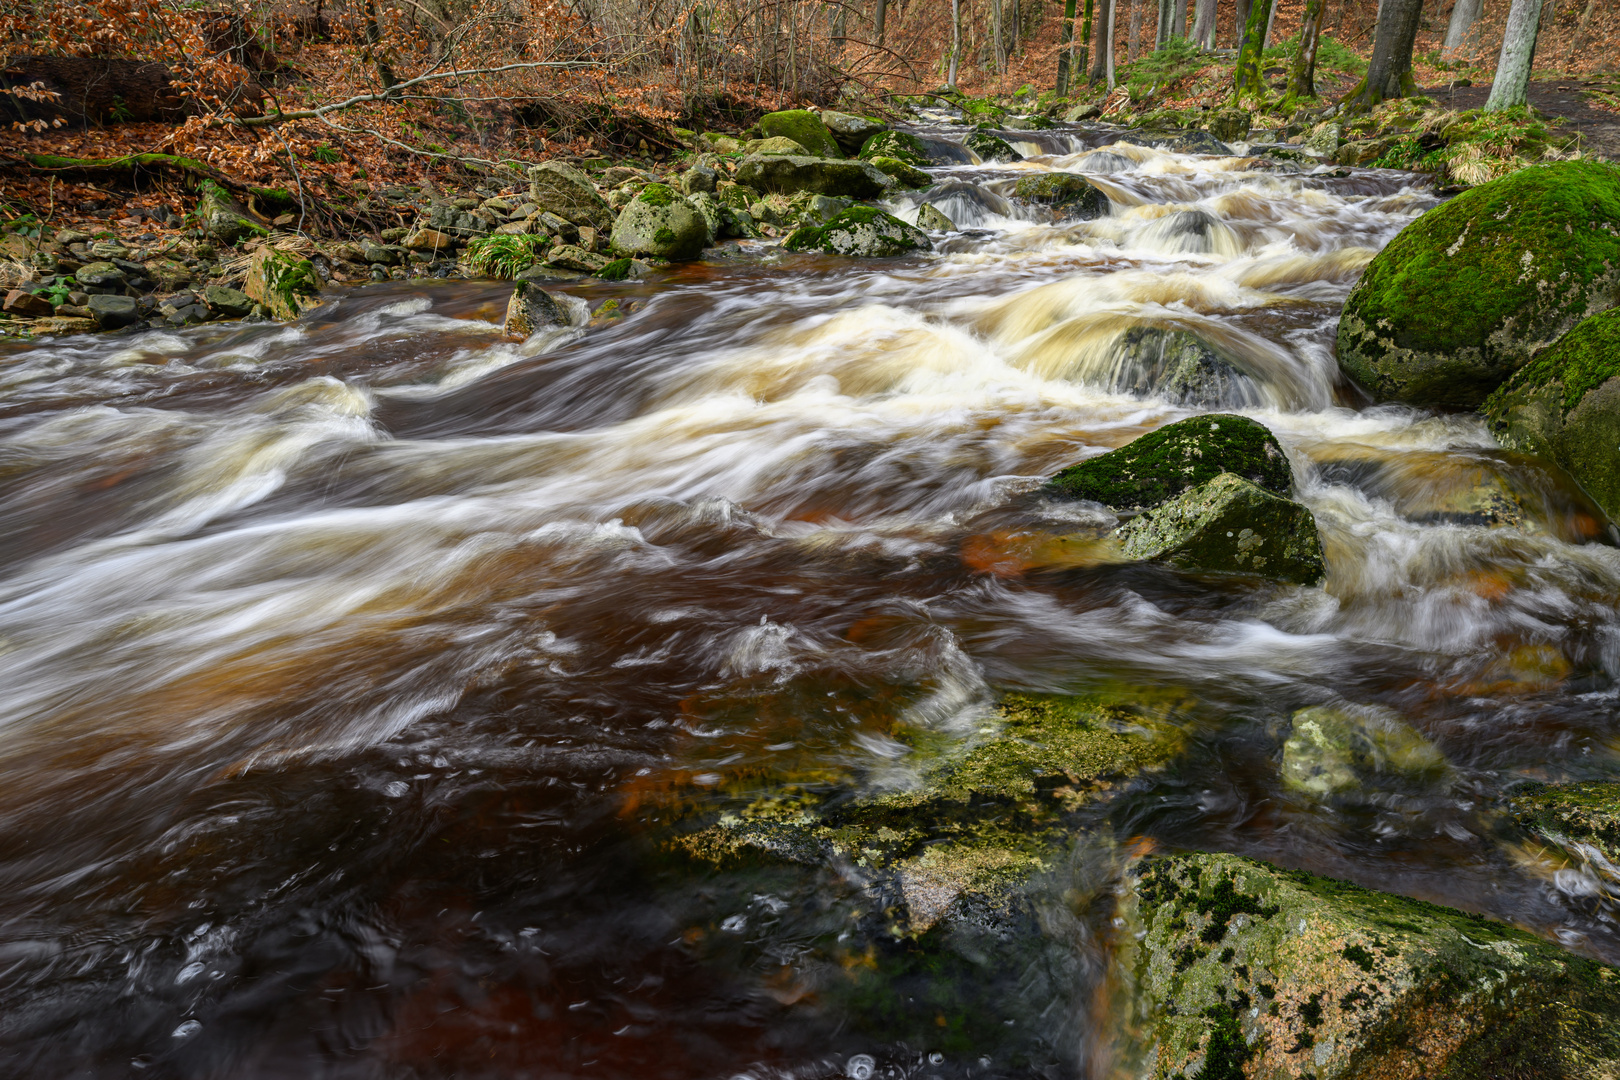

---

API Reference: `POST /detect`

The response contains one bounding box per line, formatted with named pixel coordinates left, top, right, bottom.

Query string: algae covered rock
left=742, top=135, right=810, bottom=156
left=527, top=161, right=614, bottom=231
left=858, top=129, right=931, bottom=167
left=245, top=247, right=321, bottom=321
left=1282, top=704, right=1448, bottom=797
left=966, top=130, right=1022, bottom=164
left=818, top=110, right=887, bottom=154
left=608, top=183, right=710, bottom=261
left=1510, top=781, right=1620, bottom=867
left=1337, top=160, right=1620, bottom=409
left=1109, top=327, right=1259, bottom=407
left=1116, top=852, right=1620, bottom=1080
left=1115, top=472, right=1326, bottom=584
left=1484, top=306, right=1620, bottom=522
left=734, top=154, right=894, bottom=200
left=916, top=203, right=955, bottom=231
left=1011, top=172, right=1109, bottom=218
left=867, top=156, right=932, bottom=188
left=502, top=280, right=568, bottom=336
left=1046, top=413, right=1292, bottom=510
left=1206, top=107, right=1252, bottom=143
left=782, top=206, right=930, bottom=257
left=758, top=108, right=842, bottom=158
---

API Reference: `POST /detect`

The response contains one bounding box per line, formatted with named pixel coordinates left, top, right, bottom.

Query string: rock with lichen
left=609, top=183, right=710, bottom=261
left=966, top=130, right=1022, bottom=164
left=244, top=247, right=321, bottom=321
left=1113, top=851, right=1620, bottom=1080
left=1338, top=160, right=1620, bottom=409
left=1046, top=413, right=1293, bottom=511
left=527, top=161, right=615, bottom=232
left=1484, top=307, right=1620, bottom=523
left=1011, top=171, right=1109, bottom=218
left=735, top=154, right=895, bottom=200
left=782, top=206, right=930, bottom=257
left=1115, top=472, right=1326, bottom=585
left=758, top=109, right=843, bottom=158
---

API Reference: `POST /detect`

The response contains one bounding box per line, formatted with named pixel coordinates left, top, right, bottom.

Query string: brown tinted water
left=2, top=122, right=1619, bottom=1080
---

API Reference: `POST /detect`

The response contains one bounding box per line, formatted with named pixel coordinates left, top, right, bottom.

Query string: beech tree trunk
left=1106, top=0, right=1119, bottom=86
left=948, top=0, right=961, bottom=85
left=1235, top=0, right=1253, bottom=50
left=1262, top=0, right=1279, bottom=48
left=1232, top=0, right=1273, bottom=95
left=1078, top=0, right=1095, bottom=76
left=1090, top=0, right=1115, bottom=83
left=1192, top=0, right=1217, bottom=47
left=1340, top=0, right=1423, bottom=111
left=1442, top=0, right=1484, bottom=54
left=1288, top=0, right=1325, bottom=96
left=992, top=0, right=1004, bottom=72
left=1156, top=0, right=1173, bottom=46
left=1485, top=0, right=1544, bottom=110
left=1173, top=0, right=1187, bottom=38
left=1129, top=0, right=1145, bottom=59
left=1057, top=0, right=1078, bottom=93
left=874, top=0, right=886, bottom=44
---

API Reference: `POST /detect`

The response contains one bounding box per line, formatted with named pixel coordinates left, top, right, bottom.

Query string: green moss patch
left=759, top=109, right=842, bottom=158
left=859, top=129, right=930, bottom=167
left=1509, top=781, right=1620, bottom=866
left=1487, top=306, right=1620, bottom=414
left=1046, top=413, right=1292, bottom=510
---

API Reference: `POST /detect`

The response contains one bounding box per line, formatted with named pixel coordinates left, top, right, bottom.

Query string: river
left=1, top=119, right=1617, bottom=1079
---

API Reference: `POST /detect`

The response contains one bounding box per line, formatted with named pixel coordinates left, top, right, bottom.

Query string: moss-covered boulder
left=244, top=247, right=321, bottom=321
left=1011, top=172, right=1109, bottom=218
left=735, top=154, right=894, bottom=200
left=1115, top=852, right=1620, bottom=1080
left=916, top=203, right=955, bottom=231
left=782, top=206, right=930, bottom=257
left=1206, top=107, right=1252, bottom=143
left=675, top=691, right=1185, bottom=931
left=867, top=156, right=932, bottom=188
left=966, top=130, right=1023, bottom=164
left=1282, top=704, right=1448, bottom=797
left=608, top=183, right=710, bottom=261
left=1510, top=781, right=1620, bottom=867
left=741, top=135, right=811, bottom=156
left=197, top=182, right=266, bottom=246
left=818, top=110, right=888, bottom=154
left=502, top=280, right=568, bottom=337
left=1115, top=472, right=1327, bottom=584
left=527, top=161, right=615, bottom=231
left=1484, top=306, right=1620, bottom=522
left=758, top=109, right=843, bottom=158
left=1046, top=413, right=1293, bottom=510
left=858, top=129, right=931, bottom=167
left=1337, top=160, right=1620, bottom=409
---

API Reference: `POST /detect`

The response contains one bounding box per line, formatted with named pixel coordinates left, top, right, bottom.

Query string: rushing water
left=3, top=120, right=1619, bottom=1079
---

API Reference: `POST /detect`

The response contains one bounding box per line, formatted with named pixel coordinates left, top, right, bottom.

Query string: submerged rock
left=782, top=207, right=930, bottom=257
left=858, top=129, right=931, bottom=166
left=1011, top=171, right=1108, bottom=218
left=609, top=183, right=709, bottom=261
left=1115, top=472, right=1326, bottom=584
left=1511, top=781, right=1620, bottom=867
left=1282, top=704, right=1448, bottom=796
left=735, top=154, right=894, bottom=200
left=1074, top=150, right=1134, bottom=173
left=758, top=109, right=842, bottom=158
left=1338, top=160, right=1620, bottom=409
left=502, top=280, right=567, bottom=337
left=527, top=161, right=615, bottom=232
left=1484, top=307, right=1620, bottom=522
left=1109, top=326, right=1258, bottom=406
left=1046, top=413, right=1293, bottom=511
left=966, top=130, right=1022, bottom=163
left=1116, top=851, right=1620, bottom=1080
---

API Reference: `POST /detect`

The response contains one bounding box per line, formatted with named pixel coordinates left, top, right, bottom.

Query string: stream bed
left=2, top=120, right=1618, bottom=1079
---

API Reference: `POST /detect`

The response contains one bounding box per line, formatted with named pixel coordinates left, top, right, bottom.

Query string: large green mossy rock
left=527, top=161, right=614, bottom=231
left=867, top=155, right=932, bottom=188
left=1484, top=307, right=1620, bottom=522
left=1511, top=781, right=1620, bottom=866
left=966, top=130, right=1022, bottom=164
left=734, top=154, right=894, bottom=200
left=608, top=183, right=709, bottom=261
left=1011, top=171, right=1109, bottom=218
left=1116, top=852, right=1620, bottom=1080
left=1046, top=413, right=1292, bottom=510
left=1116, top=472, right=1327, bottom=585
left=674, top=692, right=1184, bottom=932
left=859, top=129, right=931, bottom=167
left=1338, top=160, right=1620, bottom=409
left=782, top=207, right=930, bottom=257
left=818, top=110, right=888, bottom=154
left=758, top=109, right=842, bottom=158
left=245, top=247, right=322, bottom=321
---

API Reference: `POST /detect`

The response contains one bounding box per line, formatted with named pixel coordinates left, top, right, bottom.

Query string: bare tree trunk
left=1057, top=0, right=1078, bottom=92
left=874, top=0, right=887, bottom=44
left=1485, top=0, right=1543, bottom=110
left=1288, top=0, right=1325, bottom=95
left=948, top=0, right=961, bottom=84
left=1341, top=0, right=1423, bottom=111
left=1155, top=0, right=1171, bottom=46
left=1107, top=0, right=1119, bottom=85
left=1442, top=0, right=1483, bottom=54
left=1090, top=0, right=1115, bottom=82
left=1129, top=0, right=1145, bottom=58
left=363, top=0, right=397, bottom=91
left=1262, top=0, right=1279, bottom=48
left=1192, top=0, right=1216, bottom=46
left=992, top=0, right=1005, bottom=72
left=1233, top=0, right=1273, bottom=94
left=1078, top=0, right=1095, bottom=73
left=1173, top=0, right=1187, bottom=38
left=1235, top=0, right=1253, bottom=49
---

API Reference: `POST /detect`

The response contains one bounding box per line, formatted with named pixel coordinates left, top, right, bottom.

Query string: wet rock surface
left=783, top=206, right=930, bottom=257
left=1046, top=414, right=1293, bottom=511
left=1114, top=472, right=1326, bottom=585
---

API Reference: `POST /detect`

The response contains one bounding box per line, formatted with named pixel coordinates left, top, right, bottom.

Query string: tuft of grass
left=1124, top=39, right=1209, bottom=101
left=464, top=233, right=553, bottom=278
left=1262, top=34, right=1366, bottom=75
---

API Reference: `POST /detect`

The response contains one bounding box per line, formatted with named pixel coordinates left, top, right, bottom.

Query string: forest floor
left=1419, top=77, right=1620, bottom=161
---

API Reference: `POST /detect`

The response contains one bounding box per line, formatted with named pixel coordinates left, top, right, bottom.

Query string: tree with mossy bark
left=1231, top=0, right=1273, bottom=98
left=1339, top=0, right=1423, bottom=113
left=1056, top=0, right=1078, bottom=95
left=1287, top=0, right=1325, bottom=98
left=1485, top=0, right=1545, bottom=111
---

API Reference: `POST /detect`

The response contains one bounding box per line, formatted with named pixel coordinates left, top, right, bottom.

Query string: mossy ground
left=1119, top=852, right=1620, bottom=1080
left=1337, top=160, right=1620, bottom=407
left=1045, top=414, right=1292, bottom=510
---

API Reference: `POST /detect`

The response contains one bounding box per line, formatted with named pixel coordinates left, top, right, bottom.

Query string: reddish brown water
left=2, top=125, right=1618, bottom=1079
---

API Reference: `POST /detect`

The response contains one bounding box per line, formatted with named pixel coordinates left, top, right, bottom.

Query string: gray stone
left=527, top=161, right=614, bottom=231
left=502, top=280, right=567, bottom=337
left=87, top=293, right=139, bottom=329
left=74, top=261, right=126, bottom=288
left=735, top=154, right=894, bottom=200
left=1206, top=107, right=1252, bottom=142
left=782, top=207, right=931, bottom=257
left=1114, top=472, right=1326, bottom=585
left=966, top=130, right=1023, bottom=163
left=608, top=184, right=710, bottom=261
left=202, top=285, right=253, bottom=318
left=360, top=241, right=398, bottom=265
left=818, top=110, right=888, bottom=154
left=680, top=165, right=718, bottom=195
left=916, top=203, right=955, bottom=231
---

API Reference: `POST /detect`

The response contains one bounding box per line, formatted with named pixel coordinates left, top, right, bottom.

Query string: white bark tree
left=1485, top=0, right=1544, bottom=110
left=1442, top=0, right=1484, bottom=55
left=1192, top=0, right=1216, bottom=47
